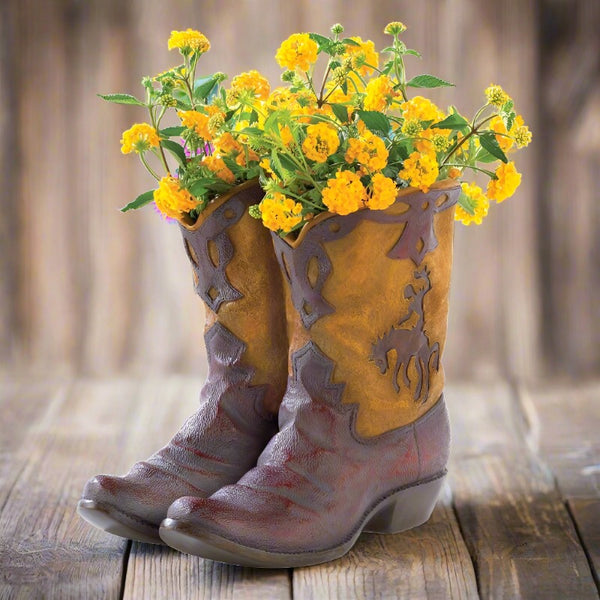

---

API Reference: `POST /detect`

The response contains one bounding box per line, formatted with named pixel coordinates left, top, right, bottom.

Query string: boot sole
left=77, top=499, right=163, bottom=545
left=159, top=472, right=446, bottom=568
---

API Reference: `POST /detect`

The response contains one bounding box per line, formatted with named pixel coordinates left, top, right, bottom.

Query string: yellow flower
left=265, top=87, right=299, bottom=111
left=366, top=173, right=397, bottom=210
left=455, top=182, right=490, bottom=225
left=230, top=70, right=271, bottom=101
left=384, top=22, right=407, bottom=35
left=398, top=150, right=439, bottom=192
left=302, top=123, right=340, bottom=162
left=153, top=176, right=198, bottom=220
left=487, top=161, right=521, bottom=202
left=322, top=170, right=367, bottom=215
left=178, top=108, right=223, bottom=140
left=168, top=29, right=210, bottom=54
left=214, top=132, right=242, bottom=155
left=279, top=125, right=294, bottom=147
left=120, top=123, right=160, bottom=154
left=514, top=121, right=533, bottom=148
left=344, top=131, right=388, bottom=171
left=259, top=192, right=303, bottom=233
left=276, top=33, right=318, bottom=72
left=485, top=84, right=510, bottom=107
left=344, top=36, right=379, bottom=76
left=364, top=75, right=396, bottom=112
left=448, top=167, right=462, bottom=179
left=202, top=155, right=235, bottom=184
left=259, top=158, right=275, bottom=178
left=400, top=96, right=445, bottom=124
left=489, top=116, right=514, bottom=152
left=489, top=115, right=532, bottom=152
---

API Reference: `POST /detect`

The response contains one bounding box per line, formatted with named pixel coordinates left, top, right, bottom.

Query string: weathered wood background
left=1, top=0, right=598, bottom=380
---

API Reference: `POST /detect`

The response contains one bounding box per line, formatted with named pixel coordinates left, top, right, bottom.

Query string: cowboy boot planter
left=78, top=180, right=289, bottom=543
left=160, top=180, right=460, bottom=567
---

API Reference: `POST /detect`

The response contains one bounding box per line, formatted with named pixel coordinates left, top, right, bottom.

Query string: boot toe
left=78, top=474, right=164, bottom=544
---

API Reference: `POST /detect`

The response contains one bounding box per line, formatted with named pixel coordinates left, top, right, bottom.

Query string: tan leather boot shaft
left=275, top=180, right=458, bottom=436
left=181, top=179, right=288, bottom=415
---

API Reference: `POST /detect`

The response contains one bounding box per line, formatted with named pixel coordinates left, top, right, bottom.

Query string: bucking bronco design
left=370, top=267, right=440, bottom=402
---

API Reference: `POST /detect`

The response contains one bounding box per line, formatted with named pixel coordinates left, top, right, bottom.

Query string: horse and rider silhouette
left=369, top=267, right=440, bottom=403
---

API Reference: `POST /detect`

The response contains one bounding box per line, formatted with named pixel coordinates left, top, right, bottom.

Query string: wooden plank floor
left=0, top=377, right=598, bottom=599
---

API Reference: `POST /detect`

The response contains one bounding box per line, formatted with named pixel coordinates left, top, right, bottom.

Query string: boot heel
left=364, top=474, right=446, bottom=534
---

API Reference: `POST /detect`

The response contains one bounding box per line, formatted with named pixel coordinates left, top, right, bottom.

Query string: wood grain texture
left=568, top=499, right=600, bottom=587
left=293, top=492, right=478, bottom=600
left=519, top=382, right=600, bottom=499
left=6, top=0, right=588, bottom=380
left=122, top=543, right=291, bottom=600
left=519, top=383, right=600, bottom=589
left=451, top=454, right=598, bottom=600
left=0, top=1, right=19, bottom=366
left=539, top=0, right=600, bottom=376
left=0, top=377, right=201, bottom=599
left=446, top=383, right=599, bottom=600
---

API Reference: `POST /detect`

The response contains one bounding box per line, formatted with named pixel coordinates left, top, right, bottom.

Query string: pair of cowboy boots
left=78, top=178, right=459, bottom=567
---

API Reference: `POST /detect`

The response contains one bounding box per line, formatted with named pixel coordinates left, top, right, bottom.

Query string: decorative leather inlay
left=272, top=187, right=459, bottom=328
left=369, top=267, right=440, bottom=402
left=202, top=321, right=270, bottom=420
left=179, top=197, right=247, bottom=312
left=282, top=341, right=346, bottom=416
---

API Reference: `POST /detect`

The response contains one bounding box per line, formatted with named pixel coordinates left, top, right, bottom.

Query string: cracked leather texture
left=82, top=181, right=289, bottom=530
left=165, top=182, right=456, bottom=553
left=166, top=342, right=450, bottom=553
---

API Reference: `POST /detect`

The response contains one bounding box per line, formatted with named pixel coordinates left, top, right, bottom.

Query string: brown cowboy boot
left=78, top=180, right=288, bottom=543
left=159, top=180, right=460, bottom=567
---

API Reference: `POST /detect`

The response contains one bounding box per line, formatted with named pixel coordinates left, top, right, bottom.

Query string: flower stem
left=139, top=153, right=161, bottom=180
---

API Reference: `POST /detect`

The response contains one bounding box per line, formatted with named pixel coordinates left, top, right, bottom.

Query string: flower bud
left=384, top=22, right=407, bottom=36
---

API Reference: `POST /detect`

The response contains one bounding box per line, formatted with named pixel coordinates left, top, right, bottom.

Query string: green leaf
left=98, top=93, right=146, bottom=107
left=194, top=75, right=220, bottom=102
left=269, top=150, right=286, bottom=180
left=475, top=149, right=500, bottom=163
left=432, top=113, right=470, bottom=132
left=404, top=49, right=422, bottom=58
left=160, top=126, right=185, bottom=137
left=161, top=139, right=187, bottom=166
left=330, top=103, right=349, bottom=123
left=406, top=74, right=454, bottom=88
left=120, top=190, right=155, bottom=212
left=175, top=99, right=192, bottom=111
left=479, top=132, right=508, bottom=163
left=356, top=110, right=391, bottom=134
left=341, top=37, right=360, bottom=47
left=458, top=190, right=476, bottom=215
left=502, top=99, right=514, bottom=113
left=505, top=111, right=516, bottom=131
left=309, top=33, right=332, bottom=52
left=238, top=127, right=264, bottom=137
left=189, top=181, right=209, bottom=198
left=278, top=153, right=298, bottom=173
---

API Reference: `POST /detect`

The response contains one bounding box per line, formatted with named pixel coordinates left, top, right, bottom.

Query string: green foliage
left=406, top=74, right=454, bottom=88
left=161, top=140, right=187, bottom=166
left=98, top=93, right=146, bottom=107
left=478, top=132, right=508, bottom=163
left=433, top=112, right=470, bottom=132
left=356, top=110, right=391, bottom=134
left=160, top=126, right=185, bottom=137
left=121, top=190, right=154, bottom=212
